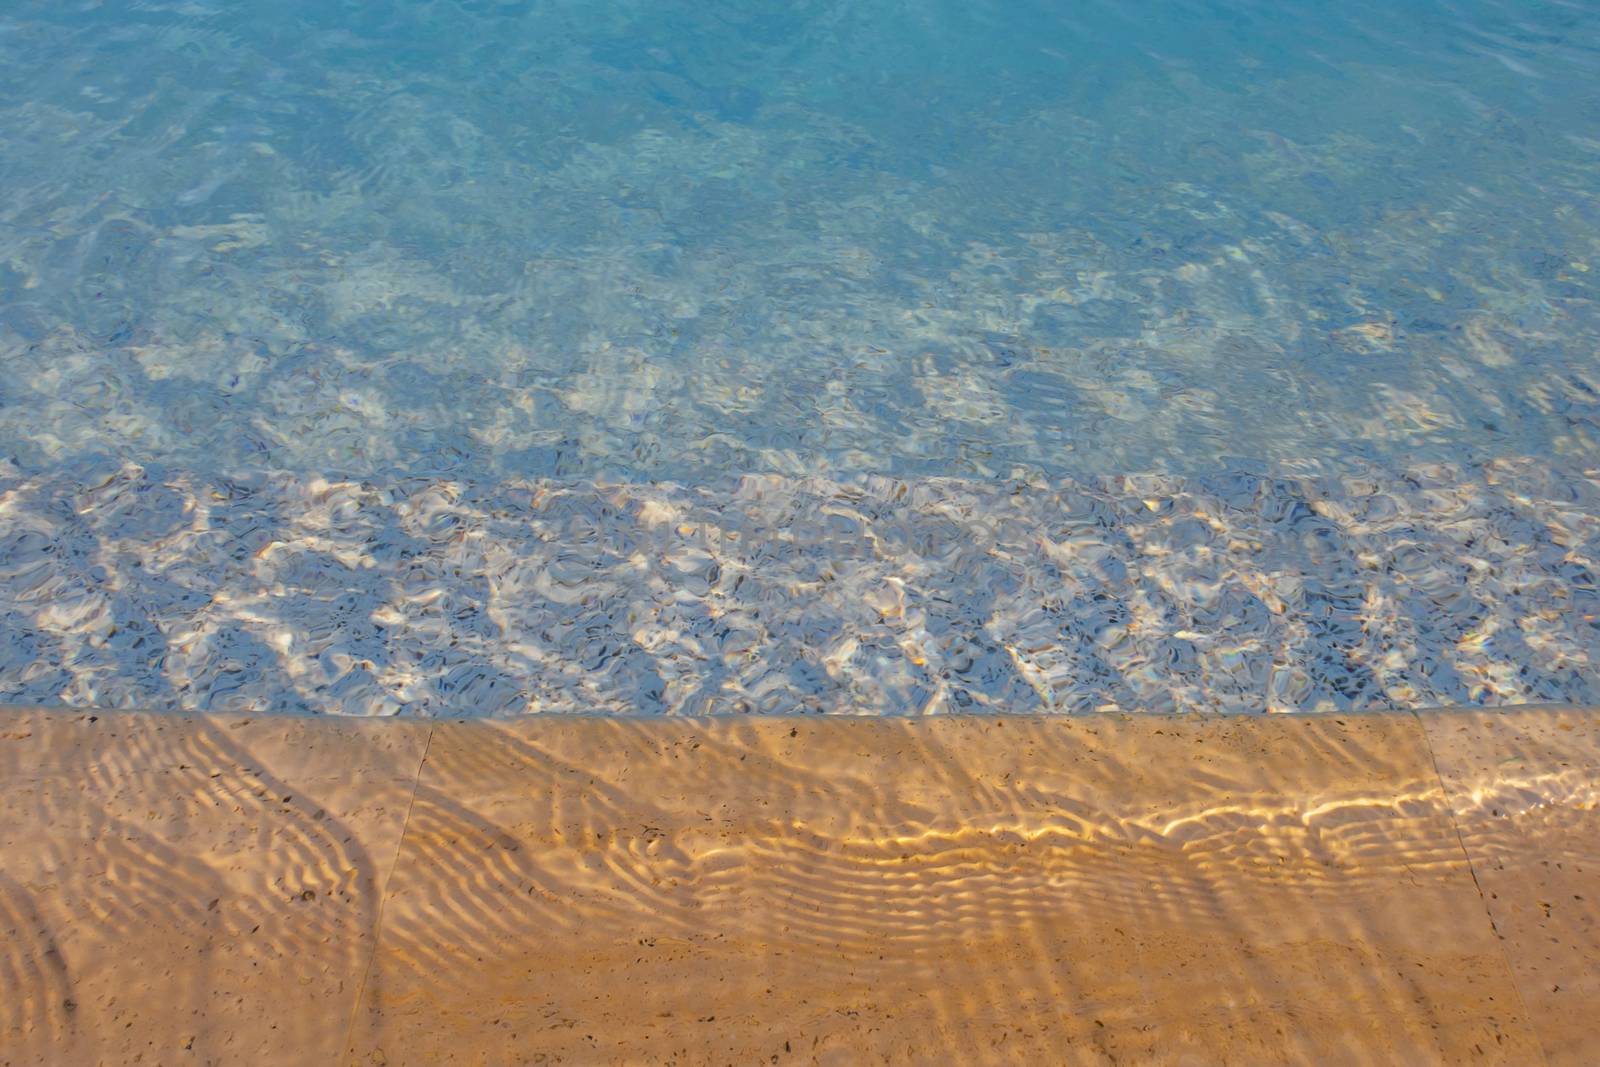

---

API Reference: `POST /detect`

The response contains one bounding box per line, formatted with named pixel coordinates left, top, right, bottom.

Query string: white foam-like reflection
left=1, top=457, right=1594, bottom=717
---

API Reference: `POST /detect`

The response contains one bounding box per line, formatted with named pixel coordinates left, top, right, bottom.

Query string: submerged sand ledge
left=2, top=703, right=1596, bottom=1065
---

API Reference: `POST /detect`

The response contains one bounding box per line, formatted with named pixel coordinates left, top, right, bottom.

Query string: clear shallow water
left=1, top=1, right=1598, bottom=714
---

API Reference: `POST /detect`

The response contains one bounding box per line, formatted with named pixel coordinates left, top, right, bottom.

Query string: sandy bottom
left=1, top=705, right=1595, bottom=1065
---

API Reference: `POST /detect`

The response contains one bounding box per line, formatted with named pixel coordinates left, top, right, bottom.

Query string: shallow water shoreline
left=3, top=702, right=1596, bottom=1064
left=4, top=457, right=1597, bottom=718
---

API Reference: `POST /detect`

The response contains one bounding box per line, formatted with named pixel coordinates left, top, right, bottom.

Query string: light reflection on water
left=1, top=457, right=1595, bottom=716
left=0, top=0, right=1598, bottom=713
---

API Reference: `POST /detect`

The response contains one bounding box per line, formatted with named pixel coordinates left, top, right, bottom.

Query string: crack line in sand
left=340, top=724, right=435, bottom=1065
left=1413, top=709, right=1549, bottom=1067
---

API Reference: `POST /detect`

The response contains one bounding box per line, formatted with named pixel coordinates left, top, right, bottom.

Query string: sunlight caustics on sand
left=2, top=705, right=1597, bottom=1064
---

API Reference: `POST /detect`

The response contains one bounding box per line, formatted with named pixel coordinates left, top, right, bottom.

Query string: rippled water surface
left=2, top=0, right=1598, bottom=714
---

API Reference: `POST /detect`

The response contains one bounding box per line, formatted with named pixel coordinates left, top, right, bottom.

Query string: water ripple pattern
left=1, top=458, right=1594, bottom=717
left=11, top=709, right=1588, bottom=1062
left=2, top=0, right=1600, bottom=714
left=0, top=0, right=1598, bottom=482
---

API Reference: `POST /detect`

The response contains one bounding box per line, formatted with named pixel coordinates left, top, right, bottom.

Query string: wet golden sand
left=1, top=706, right=1595, bottom=1065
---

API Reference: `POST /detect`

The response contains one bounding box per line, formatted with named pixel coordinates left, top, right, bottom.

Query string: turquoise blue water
left=1, top=1, right=1599, bottom=715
